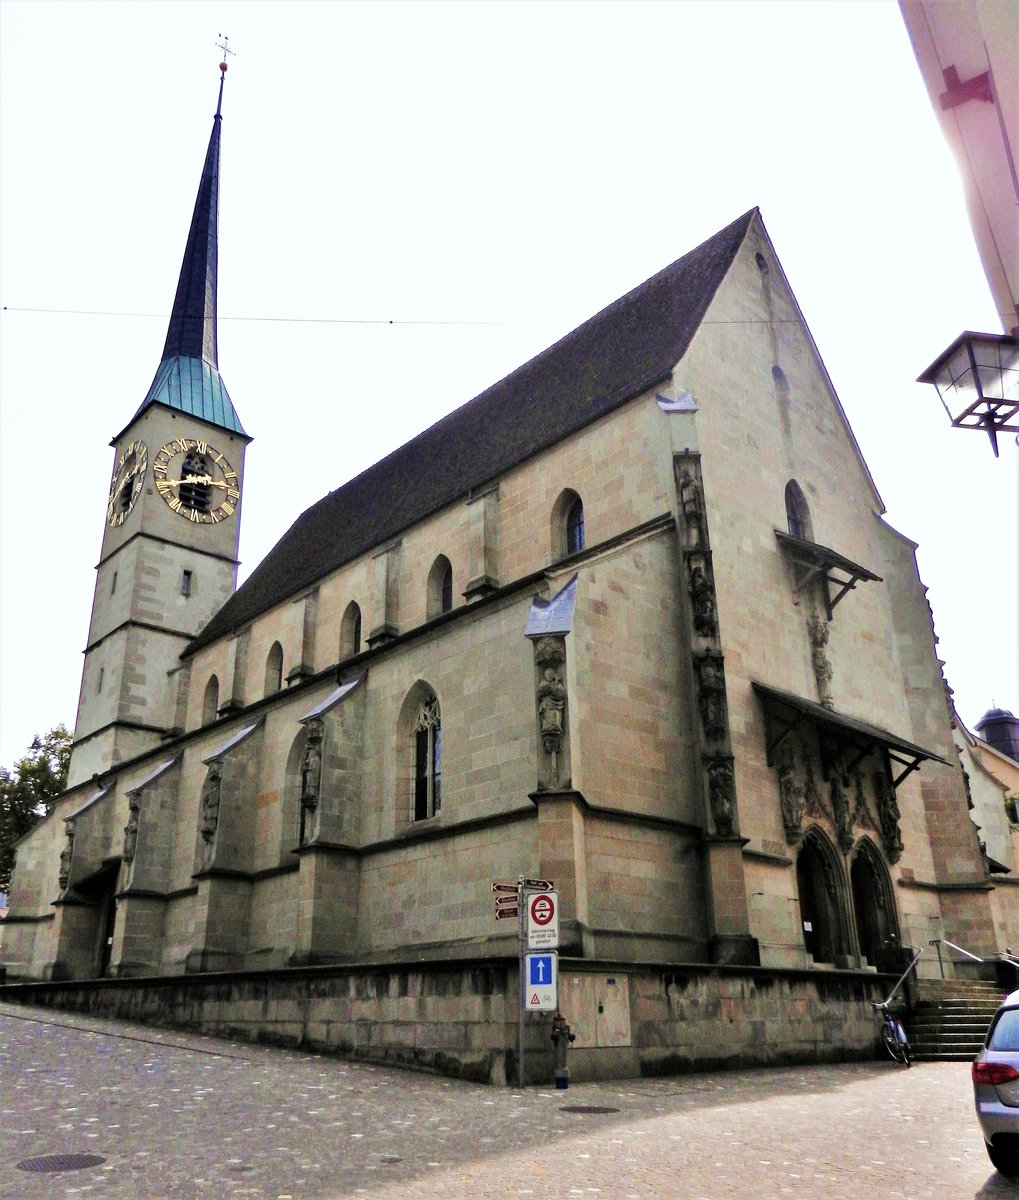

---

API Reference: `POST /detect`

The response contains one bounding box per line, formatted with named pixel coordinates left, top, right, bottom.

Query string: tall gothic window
left=414, top=694, right=442, bottom=821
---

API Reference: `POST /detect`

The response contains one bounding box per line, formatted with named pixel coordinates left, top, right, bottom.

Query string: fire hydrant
left=551, top=1012, right=576, bottom=1090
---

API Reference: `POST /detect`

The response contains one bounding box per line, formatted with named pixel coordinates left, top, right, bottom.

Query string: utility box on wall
left=562, top=973, right=631, bottom=1048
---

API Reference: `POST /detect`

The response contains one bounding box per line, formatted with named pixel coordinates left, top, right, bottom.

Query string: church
left=2, top=64, right=1013, bottom=1083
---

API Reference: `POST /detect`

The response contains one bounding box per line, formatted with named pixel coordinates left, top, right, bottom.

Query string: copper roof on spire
left=131, top=63, right=245, bottom=436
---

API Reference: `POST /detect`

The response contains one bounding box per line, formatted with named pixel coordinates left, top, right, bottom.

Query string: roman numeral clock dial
left=107, top=440, right=149, bottom=527
left=153, top=438, right=240, bottom=524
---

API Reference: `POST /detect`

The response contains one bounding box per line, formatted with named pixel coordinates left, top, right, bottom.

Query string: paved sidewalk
left=0, top=1002, right=1009, bottom=1199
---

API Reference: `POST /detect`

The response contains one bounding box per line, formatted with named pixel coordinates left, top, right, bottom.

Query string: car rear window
left=989, top=1009, right=1019, bottom=1051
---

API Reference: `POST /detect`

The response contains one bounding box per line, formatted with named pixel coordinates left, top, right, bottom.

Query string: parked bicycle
left=873, top=1000, right=911, bottom=1066
left=873, top=944, right=924, bottom=1067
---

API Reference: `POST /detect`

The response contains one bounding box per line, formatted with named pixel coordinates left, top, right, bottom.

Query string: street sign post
left=491, top=874, right=556, bottom=1085
left=527, top=889, right=559, bottom=949
left=525, top=951, right=558, bottom=1011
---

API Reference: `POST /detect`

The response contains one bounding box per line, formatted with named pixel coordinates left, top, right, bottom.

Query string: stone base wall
left=0, top=957, right=894, bottom=1085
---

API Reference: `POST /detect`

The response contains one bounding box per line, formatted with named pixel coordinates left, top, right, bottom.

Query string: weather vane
left=216, top=34, right=235, bottom=76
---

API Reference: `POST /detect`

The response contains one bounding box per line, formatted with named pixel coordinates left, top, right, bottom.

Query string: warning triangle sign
left=529, top=993, right=541, bottom=1006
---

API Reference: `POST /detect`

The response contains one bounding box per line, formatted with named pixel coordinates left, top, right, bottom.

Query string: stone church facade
left=2, top=71, right=1013, bottom=1082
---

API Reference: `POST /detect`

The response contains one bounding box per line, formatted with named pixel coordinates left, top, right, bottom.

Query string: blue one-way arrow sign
left=524, top=951, right=557, bottom=1011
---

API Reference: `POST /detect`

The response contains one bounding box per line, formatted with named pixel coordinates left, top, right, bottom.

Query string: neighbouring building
left=2, top=66, right=1014, bottom=1082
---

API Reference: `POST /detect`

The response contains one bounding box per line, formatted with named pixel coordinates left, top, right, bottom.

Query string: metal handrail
left=883, top=945, right=924, bottom=1006
left=930, top=937, right=984, bottom=963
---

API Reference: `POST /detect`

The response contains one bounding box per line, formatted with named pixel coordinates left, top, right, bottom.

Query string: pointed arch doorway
left=851, top=841, right=897, bottom=970
left=795, top=833, right=846, bottom=966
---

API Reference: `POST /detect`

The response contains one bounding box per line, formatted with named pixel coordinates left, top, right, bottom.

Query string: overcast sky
left=0, top=0, right=1015, bottom=770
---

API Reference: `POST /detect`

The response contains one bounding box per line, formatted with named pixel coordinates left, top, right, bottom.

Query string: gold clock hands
left=156, top=475, right=229, bottom=490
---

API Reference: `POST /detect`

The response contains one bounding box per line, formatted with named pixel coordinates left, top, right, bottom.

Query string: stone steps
left=908, top=980, right=1006, bottom=1061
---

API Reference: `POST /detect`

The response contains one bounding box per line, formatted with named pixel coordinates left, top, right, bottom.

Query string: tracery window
left=414, top=694, right=442, bottom=821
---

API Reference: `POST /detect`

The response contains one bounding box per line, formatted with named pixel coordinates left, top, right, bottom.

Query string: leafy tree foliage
left=0, top=725, right=71, bottom=894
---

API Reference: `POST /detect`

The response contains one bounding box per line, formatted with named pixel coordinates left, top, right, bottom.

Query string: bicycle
left=872, top=944, right=923, bottom=1067
left=873, top=1000, right=911, bottom=1066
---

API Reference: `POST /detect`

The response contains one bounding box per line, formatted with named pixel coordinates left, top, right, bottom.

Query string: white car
left=972, top=988, right=1019, bottom=1176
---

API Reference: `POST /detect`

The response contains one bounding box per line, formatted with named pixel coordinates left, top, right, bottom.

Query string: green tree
left=0, top=725, right=71, bottom=894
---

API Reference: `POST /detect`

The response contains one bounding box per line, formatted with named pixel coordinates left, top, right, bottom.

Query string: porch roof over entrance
left=752, top=682, right=949, bottom=788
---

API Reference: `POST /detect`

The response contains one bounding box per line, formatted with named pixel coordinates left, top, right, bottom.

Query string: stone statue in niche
left=537, top=668, right=567, bottom=749
left=534, top=636, right=568, bottom=787
left=123, top=801, right=140, bottom=864
left=706, top=756, right=736, bottom=836
left=689, top=564, right=717, bottom=638
left=777, top=742, right=804, bottom=842
left=299, top=720, right=324, bottom=844
left=807, top=612, right=834, bottom=709
left=830, top=749, right=855, bottom=851
left=200, top=762, right=223, bottom=847
left=678, top=467, right=705, bottom=548
left=58, top=819, right=76, bottom=891
left=873, top=770, right=904, bottom=863
left=695, top=652, right=726, bottom=740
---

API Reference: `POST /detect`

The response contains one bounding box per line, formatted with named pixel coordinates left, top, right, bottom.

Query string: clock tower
left=68, top=61, right=250, bottom=787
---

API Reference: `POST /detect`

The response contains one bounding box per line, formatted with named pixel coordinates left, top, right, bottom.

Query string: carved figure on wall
left=830, top=750, right=855, bottom=851
left=123, top=802, right=140, bottom=863
left=300, top=719, right=324, bottom=802
left=803, top=755, right=826, bottom=821
left=533, top=635, right=569, bottom=788
left=695, top=653, right=726, bottom=740
left=678, top=467, right=705, bottom=548
left=58, top=819, right=76, bottom=891
left=777, top=742, right=804, bottom=842
left=807, top=612, right=834, bottom=709
left=854, top=772, right=875, bottom=831
left=200, top=762, right=223, bottom=845
left=706, top=757, right=736, bottom=836
left=873, top=770, right=904, bottom=863
left=689, top=565, right=717, bottom=638
left=537, top=668, right=567, bottom=747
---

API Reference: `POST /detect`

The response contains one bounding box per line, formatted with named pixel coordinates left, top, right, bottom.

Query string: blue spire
left=133, top=62, right=245, bottom=436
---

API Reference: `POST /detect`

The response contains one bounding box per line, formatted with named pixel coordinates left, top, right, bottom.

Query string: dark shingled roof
left=185, top=209, right=756, bottom=657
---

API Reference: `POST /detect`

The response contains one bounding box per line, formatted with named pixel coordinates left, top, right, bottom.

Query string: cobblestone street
left=0, top=1002, right=1011, bottom=1199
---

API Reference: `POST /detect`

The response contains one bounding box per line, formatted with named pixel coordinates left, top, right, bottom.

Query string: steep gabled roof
left=185, top=209, right=756, bottom=656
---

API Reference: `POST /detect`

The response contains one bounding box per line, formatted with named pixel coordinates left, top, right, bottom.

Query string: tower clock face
left=153, top=437, right=240, bottom=524
left=107, top=439, right=149, bottom=527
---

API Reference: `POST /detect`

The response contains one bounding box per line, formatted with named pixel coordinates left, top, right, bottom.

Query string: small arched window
left=784, top=480, right=813, bottom=542
left=341, top=602, right=362, bottom=659
left=264, top=642, right=284, bottom=696
left=566, top=498, right=585, bottom=555
left=414, top=693, right=442, bottom=820
left=427, top=555, right=454, bottom=619
left=202, top=675, right=219, bottom=724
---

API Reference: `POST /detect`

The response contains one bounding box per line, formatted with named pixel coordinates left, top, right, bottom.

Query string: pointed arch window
left=202, top=675, right=220, bottom=724
left=427, top=555, right=454, bottom=619
left=264, top=642, right=284, bottom=696
left=341, top=602, right=362, bottom=659
left=566, top=498, right=585, bottom=555
left=414, top=694, right=442, bottom=821
left=784, top=480, right=813, bottom=542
